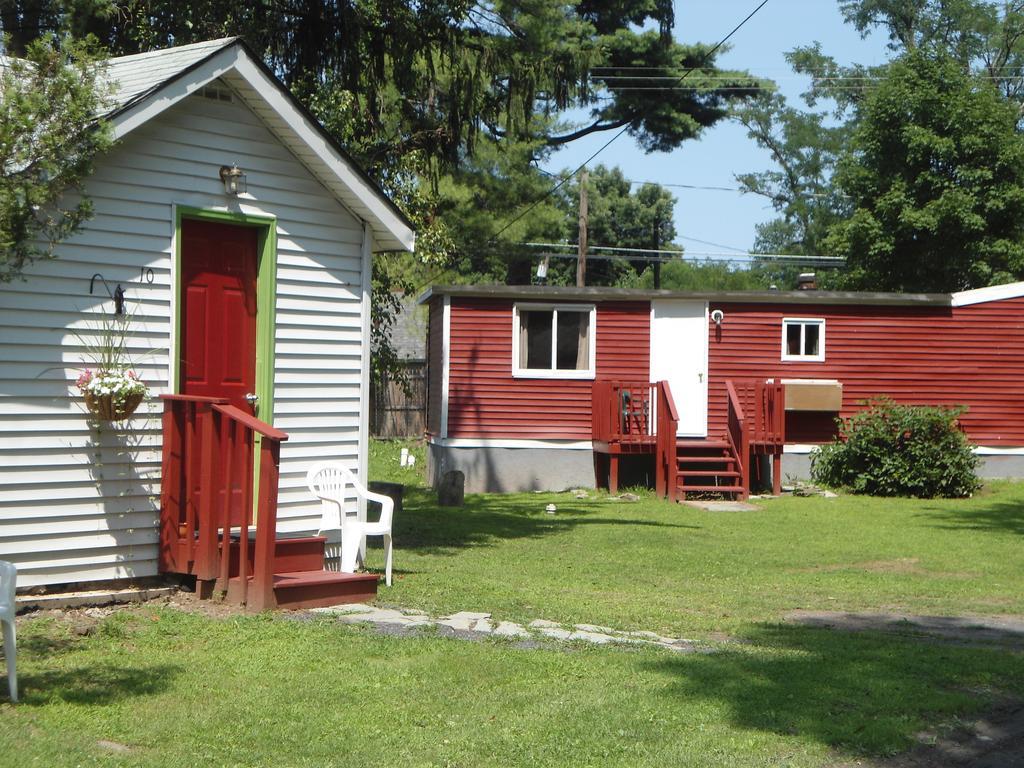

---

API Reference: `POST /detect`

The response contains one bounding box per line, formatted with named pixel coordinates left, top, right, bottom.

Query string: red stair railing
left=725, top=381, right=750, bottom=501
left=159, top=394, right=289, bottom=611
left=655, top=380, right=680, bottom=501
left=725, top=379, right=786, bottom=497
left=728, top=379, right=785, bottom=449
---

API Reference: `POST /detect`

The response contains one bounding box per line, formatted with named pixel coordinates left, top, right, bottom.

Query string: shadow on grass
left=19, top=662, right=182, bottom=705
left=923, top=497, right=1024, bottom=537
left=645, top=623, right=1024, bottom=758
left=394, top=486, right=699, bottom=554
left=17, top=633, right=85, bottom=660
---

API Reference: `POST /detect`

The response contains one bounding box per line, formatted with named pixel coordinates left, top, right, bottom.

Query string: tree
left=839, top=0, right=1024, bottom=102
left=0, top=35, right=111, bottom=282
left=733, top=91, right=851, bottom=258
left=826, top=51, right=1024, bottom=291
left=539, top=165, right=676, bottom=287
left=627, top=258, right=767, bottom=290
left=13, top=0, right=764, bottom=176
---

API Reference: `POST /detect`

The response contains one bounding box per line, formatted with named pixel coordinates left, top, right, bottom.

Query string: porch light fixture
left=711, top=309, right=725, bottom=326
left=219, top=164, right=246, bottom=195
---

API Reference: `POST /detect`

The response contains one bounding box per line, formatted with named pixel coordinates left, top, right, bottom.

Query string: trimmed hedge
left=810, top=398, right=981, bottom=498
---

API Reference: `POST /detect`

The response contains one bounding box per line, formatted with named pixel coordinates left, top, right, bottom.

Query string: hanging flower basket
left=77, top=368, right=149, bottom=421
left=83, top=390, right=145, bottom=420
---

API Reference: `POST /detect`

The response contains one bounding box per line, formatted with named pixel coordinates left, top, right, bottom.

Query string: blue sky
left=540, top=1, right=891, bottom=261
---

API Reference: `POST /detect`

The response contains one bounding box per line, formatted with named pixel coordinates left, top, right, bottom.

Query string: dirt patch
left=807, top=558, right=924, bottom=574
left=786, top=610, right=1024, bottom=650
left=829, top=700, right=1024, bottom=768
left=793, top=558, right=974, bottom=579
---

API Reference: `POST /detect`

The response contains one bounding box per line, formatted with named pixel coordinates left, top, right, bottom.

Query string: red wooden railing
left=725, top=381, right=750, bottom=500
left=591, top=380, right=657, bottom=445
left=159, top=394, right=289, bottom=611
left=655, top=380, right=680, bottom=501
left=729, top=379, right=786, bottom=449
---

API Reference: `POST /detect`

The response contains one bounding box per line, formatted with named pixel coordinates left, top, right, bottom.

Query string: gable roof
left=102, top=38, right=414, bottom=253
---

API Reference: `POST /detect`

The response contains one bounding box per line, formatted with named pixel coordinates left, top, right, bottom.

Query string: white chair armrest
left=355, top=488, right=395, bottom=529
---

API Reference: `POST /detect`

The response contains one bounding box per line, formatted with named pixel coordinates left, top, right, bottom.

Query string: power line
left=522, top=241, right=843, bottom=264
left=677, top=234, right=748, bottom=253
left=533, top=249, right=844, bottom=266
left=487, top=0, right=772, bottom=243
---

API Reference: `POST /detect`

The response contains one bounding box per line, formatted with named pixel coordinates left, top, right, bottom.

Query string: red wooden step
left=223, top=535, right=327, bottom=578
left=677, top=455, right=737, bottom=464
left=678, top=469, right=741, bottom=478
left=676, top=484, right=744, bottom=494
left=676, top=441, right=730, bottom=450
left=272, top=570, right=379, bottom=610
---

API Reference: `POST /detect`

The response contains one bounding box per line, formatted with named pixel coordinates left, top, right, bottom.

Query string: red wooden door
left=180, top=219, right=259, bottom=527
left=180, top=219, right=258, bottom=410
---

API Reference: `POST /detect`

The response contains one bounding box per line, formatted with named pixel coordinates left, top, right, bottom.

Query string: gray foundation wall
left=430, top=443, right=1024, bottom=494
left=781, top=452, right=1024, bottom=482
left=428, top=444, right=597, bottom=494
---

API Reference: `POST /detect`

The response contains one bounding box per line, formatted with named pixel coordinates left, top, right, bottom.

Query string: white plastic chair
left=0, top=560, right=17, bottom=702
left=306, top=462, right=395, bottom=586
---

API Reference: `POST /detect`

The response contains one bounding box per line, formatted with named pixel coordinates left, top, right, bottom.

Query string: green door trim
left=173, top=206, right=278, bottom=422
left=174, top=206, right=279, bottom=521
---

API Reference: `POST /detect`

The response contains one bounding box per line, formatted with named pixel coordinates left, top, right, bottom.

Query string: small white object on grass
left=545, top=503, right=556, bottom=514
left=400, top=447, right=409, bottom=466
left=407, top=455, right=416, bottom=467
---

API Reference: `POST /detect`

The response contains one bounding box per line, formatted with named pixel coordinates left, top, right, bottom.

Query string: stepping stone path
left=311, top=604, right=701, bottom=653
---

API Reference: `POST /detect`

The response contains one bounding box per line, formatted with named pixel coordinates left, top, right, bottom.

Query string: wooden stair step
left=675, top=484, right=744, bottom=494
left=272, top=570, right=379, bottom=610
left=678, top=469, right=741, bottom=478
left=676, top=440, right=730, bottom=450
left=677, top=455, right=736, bottom=464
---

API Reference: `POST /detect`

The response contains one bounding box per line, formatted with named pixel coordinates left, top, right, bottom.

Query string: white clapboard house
left=0, top=38, right=414, bottom=609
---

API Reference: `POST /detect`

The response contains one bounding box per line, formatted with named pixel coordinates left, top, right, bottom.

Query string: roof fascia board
left=106, top=42, right=415, bottom=253
left=951, top=281, right=1024, bottom=307
left=420, top=285, right=952, bottom=307
left=229, top=53, right=414, bottom=253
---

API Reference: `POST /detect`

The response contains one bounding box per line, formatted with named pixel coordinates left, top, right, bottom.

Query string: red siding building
left=422, top=283, right=1024, bottom=493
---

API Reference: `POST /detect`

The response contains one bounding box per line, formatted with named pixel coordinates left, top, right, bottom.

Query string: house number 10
left=140, top=267, right=154, bottom=284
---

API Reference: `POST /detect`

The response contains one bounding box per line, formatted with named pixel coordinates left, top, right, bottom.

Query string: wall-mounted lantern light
left=219, top=164, right=246, bottom=196
left=711, top=309, right=725, bottom=326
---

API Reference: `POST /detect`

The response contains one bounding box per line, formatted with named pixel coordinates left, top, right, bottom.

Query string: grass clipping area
left=2, top=441, right=1023, bottom=766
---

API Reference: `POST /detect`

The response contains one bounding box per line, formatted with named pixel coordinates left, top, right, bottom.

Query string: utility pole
left=576, top=168, right=588, bottom=287
left=652, top=214, right=661, bottom=289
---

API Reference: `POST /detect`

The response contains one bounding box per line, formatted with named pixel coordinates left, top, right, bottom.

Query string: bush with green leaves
left=1, top=35, right=111, bottom=282
left=811, top=398, right=981, bottom=498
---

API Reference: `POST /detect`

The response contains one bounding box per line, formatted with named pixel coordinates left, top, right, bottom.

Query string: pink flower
left=76, top=369, right=93, bottom=390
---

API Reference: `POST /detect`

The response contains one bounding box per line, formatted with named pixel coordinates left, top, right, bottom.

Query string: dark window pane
left=786, top=323, right=802, bottom=356
left=804, top=323, right=820, bottom=356
left=556, top=312, right=589, bottom=370
left=522, top=310, right=552, bottom=369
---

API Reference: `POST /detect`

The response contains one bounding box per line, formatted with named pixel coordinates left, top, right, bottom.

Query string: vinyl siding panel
left=0, top=83, right=370, bottom=585
left=706, top=299, right=1024, bottom=445
left=445, top=298, right=649, bottom=439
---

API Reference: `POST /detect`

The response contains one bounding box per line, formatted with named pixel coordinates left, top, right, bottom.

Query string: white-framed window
left=512, top=303, right=597, bottom=379
left=781, top=317, right=825, bottom=362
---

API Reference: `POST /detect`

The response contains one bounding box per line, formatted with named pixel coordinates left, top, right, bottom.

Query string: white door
left=649, top=300, right=708, bottom=437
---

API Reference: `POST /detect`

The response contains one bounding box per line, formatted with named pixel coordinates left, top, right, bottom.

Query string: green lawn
left=2, top=439, right=1023, bottom=767
left=370, top=439, right=1024, bottom=635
